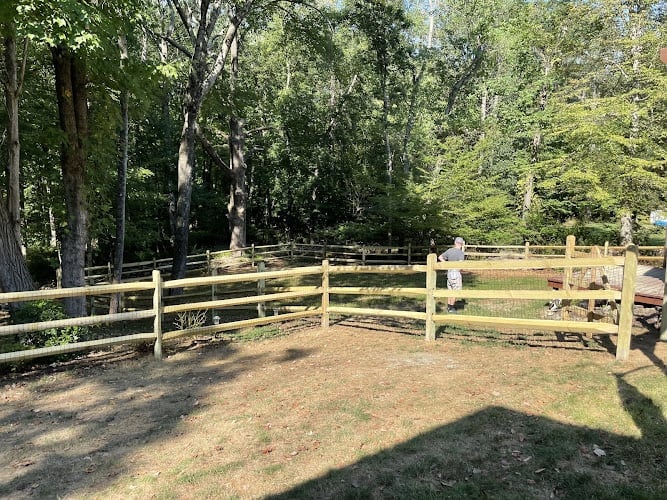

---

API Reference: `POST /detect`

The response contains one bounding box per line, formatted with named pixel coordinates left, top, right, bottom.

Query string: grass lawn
left=1, top=320, right=665, bottom=499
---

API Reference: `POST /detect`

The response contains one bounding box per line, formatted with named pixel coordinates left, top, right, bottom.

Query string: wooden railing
left=2, top=246, right=640, bottom=364
left=83, top=240, right=664, bottom=285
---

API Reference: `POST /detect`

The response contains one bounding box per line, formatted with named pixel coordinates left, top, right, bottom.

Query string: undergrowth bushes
left=5, top=300, right=90, bottom=353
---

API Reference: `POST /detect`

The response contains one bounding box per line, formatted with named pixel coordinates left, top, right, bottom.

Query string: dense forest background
left=1, top=0, right=666, bottom=308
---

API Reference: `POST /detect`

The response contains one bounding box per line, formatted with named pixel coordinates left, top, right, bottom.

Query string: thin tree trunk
left=522, top=172, right=534, bottom=219
left=52, top=45, right=89, bottom=317
left=109, top=88, right=129, bottom=314
left=382, top=76, right=393, bottom=184
left=402, top=64, right=423, bottom=176
left=109, top=35, right=130, bottom=314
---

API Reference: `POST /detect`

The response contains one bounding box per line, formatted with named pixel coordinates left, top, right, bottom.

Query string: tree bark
left=620, top=213, right=634, bottom=245
left=522, top=131, right=540, bottom=219
left=227, top=26, right=246, bottom=254
left=0, top=202, right=33, bottom=298
left=52, top=45, right=89, bottom=317
left=2, top=33, right=25, bottom=249
left=171, top=98, right=198, bottom=282
left=0, top=29, right=33, bottom=297
left=228, top=116, right=246, bottom=253
left=402, top=63, right=423, bottom=176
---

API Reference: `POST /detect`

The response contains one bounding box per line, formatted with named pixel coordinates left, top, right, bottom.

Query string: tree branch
left=169, top=0, right=196, bottom=43
left=195, top=124, right=232, bottom=179
left=246, top=126, right=274, bottom=136
left=206, top=1, right=224, bottom=41
left=445, top=45, right=485, bottom=115
left=159, top=33, right=193, bottom=59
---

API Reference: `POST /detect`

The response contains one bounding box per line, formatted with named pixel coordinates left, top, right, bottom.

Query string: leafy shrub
left=25, top=246, right=58, bottom=286
left=11, top=300, right=88, bottom=349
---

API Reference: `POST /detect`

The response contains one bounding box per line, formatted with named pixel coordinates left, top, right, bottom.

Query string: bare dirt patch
left=1, top=319, right=665, bottom=499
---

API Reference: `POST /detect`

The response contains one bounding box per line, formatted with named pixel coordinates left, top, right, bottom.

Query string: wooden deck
left=547, top=264, right=665, bottom=306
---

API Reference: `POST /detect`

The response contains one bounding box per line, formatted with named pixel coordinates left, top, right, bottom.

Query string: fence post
left=524, top=242, right=530, bottom=259
left=604, top=241, right=609, bottom=256
left=362, top=246, right=366, bottom=265
left=425, top=253, right=437, bottom=341
left=257, top=261, right=266, bottom=318
left=322, top=242, right=327, bottom=259
left=251, top=243, right=255, bottom=264
left=407, top=242, right=412, bottom=265
left=211, top=266, right=218, bottom=322
left=290, top=241, right=295, bottom=260
left=206, top=250, right=211, bottom=274
left=322, top=259, right=329, bottom=328
left=153, top=270, right=163, bottom=360
left=616, top=245, right=638, bottom=360
left=563, top=235, right=575, bottom=320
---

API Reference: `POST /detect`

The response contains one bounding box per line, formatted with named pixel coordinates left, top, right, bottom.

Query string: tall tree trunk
left=169, top=4, right=243, bottom=281
left=2, top=33, right=25, bottom=250
left=171, top=99, right=199, bottom=282
left=0, top=30, right=33, bottom=297
left=109, top=88, right=129, bottom=314
left=228, top=116, right=246, bottom=253
left=227, top=29, right=246, bottom=254
left=52, top=45, right=89, bottom=317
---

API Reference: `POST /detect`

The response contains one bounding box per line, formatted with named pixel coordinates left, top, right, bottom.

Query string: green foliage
left=7, top=0, right=667, bottom=265
left=11, top=300, right=88, bottom=350
left=25, top=245, right=59, bottom=286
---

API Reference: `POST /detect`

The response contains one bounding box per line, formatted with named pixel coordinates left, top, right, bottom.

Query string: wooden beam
left=616, top=245, right=638, bottom=360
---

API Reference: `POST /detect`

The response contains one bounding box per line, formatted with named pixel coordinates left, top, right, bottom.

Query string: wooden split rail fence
left=1, top=245, right=640, bottom=365
left=83, top=242, right=665, bottom=285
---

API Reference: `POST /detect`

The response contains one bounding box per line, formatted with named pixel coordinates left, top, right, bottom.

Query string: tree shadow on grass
left=0, top=340, right=317, bottom=498
left=269, top=373, right=666, bottom=499
left=596, top=330, right=667, bottom=376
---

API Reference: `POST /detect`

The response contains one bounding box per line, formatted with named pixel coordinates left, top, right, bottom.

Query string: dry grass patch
left=1, top=320, right=665, bottom=499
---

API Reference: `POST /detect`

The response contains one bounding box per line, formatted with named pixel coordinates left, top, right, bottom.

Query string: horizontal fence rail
left=83, top=241, right=664, bottom=285
left=0, top=242, right=650, bottom=365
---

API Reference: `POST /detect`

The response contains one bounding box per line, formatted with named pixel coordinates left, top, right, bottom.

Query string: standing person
left=438, top=237, right=465, bottom=313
